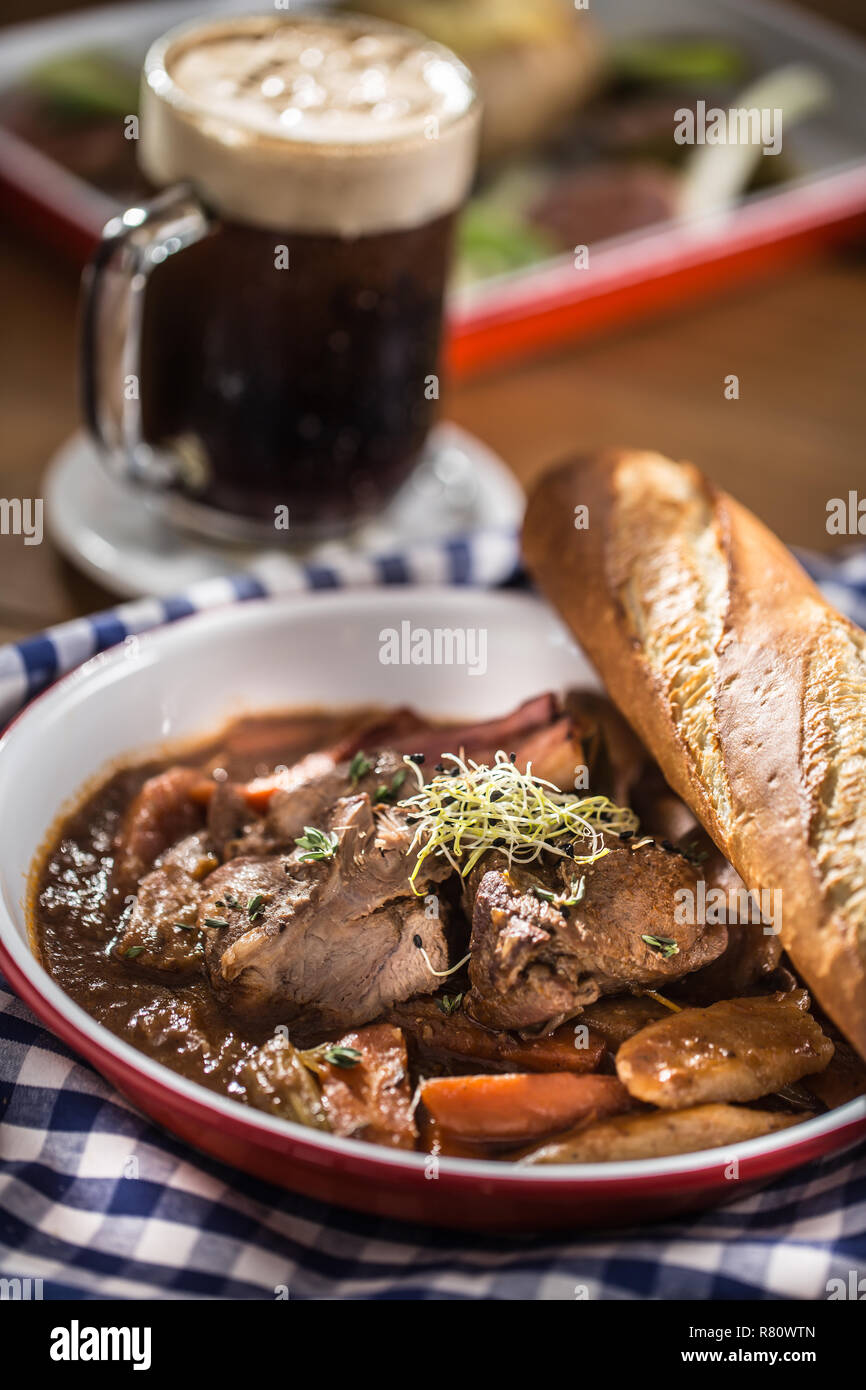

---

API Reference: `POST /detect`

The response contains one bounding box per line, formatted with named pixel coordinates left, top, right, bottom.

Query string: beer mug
left=81, top=13, right=480, bottom=540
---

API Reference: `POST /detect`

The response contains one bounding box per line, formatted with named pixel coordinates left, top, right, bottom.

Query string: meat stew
left=32, top=693, right=864, bottom=1163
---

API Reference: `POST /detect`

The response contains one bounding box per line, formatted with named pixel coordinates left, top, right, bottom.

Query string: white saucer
left=45, top=424, right=524, bottom=599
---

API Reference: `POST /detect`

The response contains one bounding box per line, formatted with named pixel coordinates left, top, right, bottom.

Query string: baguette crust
left=523, top=449, right=866, bottom=1058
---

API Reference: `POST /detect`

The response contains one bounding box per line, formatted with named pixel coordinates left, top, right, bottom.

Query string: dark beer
left=140, top=212, right=455, bottom=533
left=134, top=13, right=479, bottom=538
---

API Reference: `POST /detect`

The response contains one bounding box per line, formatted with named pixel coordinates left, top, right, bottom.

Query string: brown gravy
left=33, top=709, right=373, bottom=1100
left=32, top=698, right=855, bottom=1162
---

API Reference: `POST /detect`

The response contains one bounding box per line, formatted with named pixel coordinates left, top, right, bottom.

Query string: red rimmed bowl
left=1, top=589, right=863, bottom=1230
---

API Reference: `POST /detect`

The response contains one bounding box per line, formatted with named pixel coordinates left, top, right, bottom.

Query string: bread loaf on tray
left=523, top=449, right=866, bottom=1059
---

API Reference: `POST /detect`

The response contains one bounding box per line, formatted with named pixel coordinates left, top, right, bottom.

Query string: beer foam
left=139, top=14, right=480, bottom=236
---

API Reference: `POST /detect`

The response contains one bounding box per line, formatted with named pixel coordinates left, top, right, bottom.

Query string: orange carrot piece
left=501, top=1025, right=605, bottom=1073
left=239, top=752, right=338, bottom=810
left=241, top=771, right=293, bottom=810
left=420, top=1072, right=631, bottom=1143
left=389, top=999, right=606, bottom=1074
left=187, top=777, right=217, bottom=805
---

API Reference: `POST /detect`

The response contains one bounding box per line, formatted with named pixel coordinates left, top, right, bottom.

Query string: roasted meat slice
left=509, top=690, right=649, bottom=802
left=202, top=793, right=451, bottom=1027
left=329, top=708, right=432, bottom=760
left=616, top=989, right=834, bottom=1108
left=114, top=862, right=205, bottom=977
left=561, top=690, right=649, bottom=805
left=465, top=841, right=728, bottom=1033
left=510, top=716, right=581, bottom=791
left=331, top=693, right=558, bottom=767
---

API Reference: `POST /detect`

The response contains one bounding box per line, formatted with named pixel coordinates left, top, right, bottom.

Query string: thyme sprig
left=295, top=826, right=339, bottom=862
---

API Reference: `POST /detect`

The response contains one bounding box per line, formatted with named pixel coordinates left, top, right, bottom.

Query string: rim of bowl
left=1, top=587, right=863, bottom=1185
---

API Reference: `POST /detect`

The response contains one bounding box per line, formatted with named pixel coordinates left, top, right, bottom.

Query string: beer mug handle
left=80, top=183, right=213, bottom=489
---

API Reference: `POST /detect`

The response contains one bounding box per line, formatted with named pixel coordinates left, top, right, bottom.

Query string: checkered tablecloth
left=2, top=978, right=864, bottom=1300
left=1, top=538, right=865, bottom=1300
left=1, top=533, right=864, bottom=728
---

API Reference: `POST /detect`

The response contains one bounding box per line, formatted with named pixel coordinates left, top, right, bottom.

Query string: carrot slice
left=239, top=751, right=340, bottom=811
left=241, top=770, right=293, bottom=811
left=419, top=1072, right=631, bottom=1143
left=391, top=1001, right=605, bottom=1074
left=187, top=777, right=217, bottom=805
left=504, top=1026, right=606, bottom=1073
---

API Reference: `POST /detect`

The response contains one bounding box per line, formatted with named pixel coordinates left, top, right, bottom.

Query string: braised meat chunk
left=208, top=748, right=406, bottom=859
left=114, top=862, right=206, bottom=977
left=112, top=766, right=206, bottom=897
left=313, top=1023, right=417, bottom=1149
left=466, top=841, right=727, bottom=1033
left=616, top=990, right=834, bottom=1107
left=203, top=791, right=451, bottom=1028
left=159, top=831, right=219, bottom=881
left=578, top=992, right=673, bottom=1047
left=670, top=849, right=783, bottom=1005
left=243, top=1024, right=417, bottom=1147
left=124, top=991, right=241, bottom=1075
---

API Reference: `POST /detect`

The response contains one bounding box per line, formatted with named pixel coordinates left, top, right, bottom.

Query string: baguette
left=523, top=449, right=866, bottom=1059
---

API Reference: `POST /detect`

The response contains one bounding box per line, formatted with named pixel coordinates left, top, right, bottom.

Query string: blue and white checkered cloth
left=1, top=538, right=865, bottom=1299
left=0, top=529, right=521, bottom=727
left=0, top=533, right=864, bottom=729
left=2, top=977, right=864, bottom=1300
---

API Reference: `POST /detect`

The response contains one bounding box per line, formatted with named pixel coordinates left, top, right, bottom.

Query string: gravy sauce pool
left=33, top=709, right=374, bottom=1101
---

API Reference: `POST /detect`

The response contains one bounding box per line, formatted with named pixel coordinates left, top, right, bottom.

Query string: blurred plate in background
left=1, top=0, right=865, bottom=374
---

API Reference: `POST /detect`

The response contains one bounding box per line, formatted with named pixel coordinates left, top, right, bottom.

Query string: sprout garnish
left=400, top=750, right=639, bottom=893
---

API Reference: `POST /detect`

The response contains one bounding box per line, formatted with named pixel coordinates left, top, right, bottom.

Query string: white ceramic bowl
left=1, top=589, right=863, bottom=1230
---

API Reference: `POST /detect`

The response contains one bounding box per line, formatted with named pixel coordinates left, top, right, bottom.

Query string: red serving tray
left=448, top=164, right=866, bottom=374
left=2, top=0, right=866, bottom=377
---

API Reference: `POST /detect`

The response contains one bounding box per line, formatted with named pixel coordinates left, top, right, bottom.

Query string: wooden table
left=1, top=1, right=864, bottom=649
